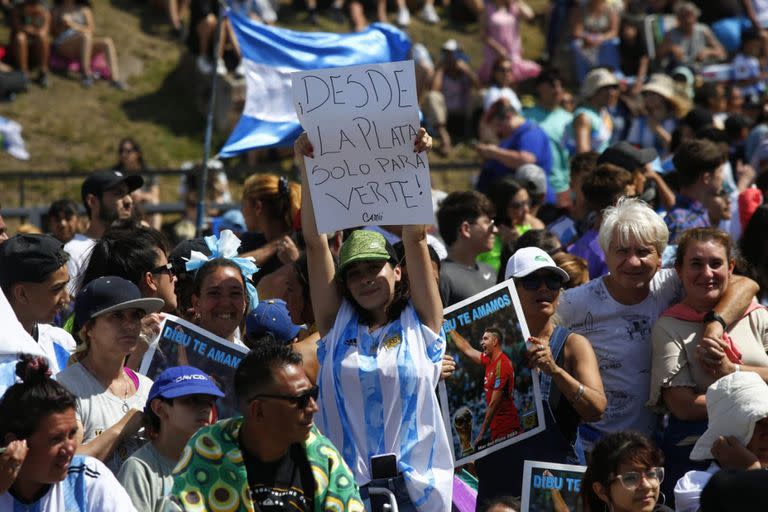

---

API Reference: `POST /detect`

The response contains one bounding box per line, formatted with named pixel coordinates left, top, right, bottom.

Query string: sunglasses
left=612, top=467, right=664, bottom=490
left=250, top=385, right=319, bottom=409
left=509, top=199, right=532, bottom=209
left=519, top=274, right=562, bottom=291
left=150, top=262, right=175, bottom=277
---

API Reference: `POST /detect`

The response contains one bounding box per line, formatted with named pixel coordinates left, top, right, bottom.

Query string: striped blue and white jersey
left=315, top=299, right=453, bottom=512
left=0, top=455, right=136, bottom=511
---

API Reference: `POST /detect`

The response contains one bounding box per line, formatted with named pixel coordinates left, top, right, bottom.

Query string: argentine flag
left=220, top=12, right=412, bottom=157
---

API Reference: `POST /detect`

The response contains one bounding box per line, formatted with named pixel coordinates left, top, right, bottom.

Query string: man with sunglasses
left=169, top=340, right=363, bottom=511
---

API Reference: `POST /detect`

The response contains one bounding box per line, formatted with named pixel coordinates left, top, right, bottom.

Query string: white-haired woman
left=557, top=197, right=758, bottom=450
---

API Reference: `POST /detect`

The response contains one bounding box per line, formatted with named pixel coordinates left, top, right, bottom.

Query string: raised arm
left=450, top=329, right=483, bottom=365
left=296, top=133, right=342, bottom=336
left=402, top=129, right=442, bottom=333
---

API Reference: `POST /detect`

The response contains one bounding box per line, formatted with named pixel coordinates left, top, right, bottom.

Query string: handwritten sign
left=140, top=315, right=250, bottom=419
left=521, top=461, right=587, bottom=512
left=438, top=280, right=546, bottom=466
left=292, top=60, right=433, bottom=233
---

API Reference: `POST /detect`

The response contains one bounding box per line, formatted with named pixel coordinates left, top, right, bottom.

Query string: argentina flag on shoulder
left=219, top=12, right=412, bottom=157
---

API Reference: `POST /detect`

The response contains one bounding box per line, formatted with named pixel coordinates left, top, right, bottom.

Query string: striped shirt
left=315, top=300, right=453, bottom=512
left=0, top=455, right=136, bottom=511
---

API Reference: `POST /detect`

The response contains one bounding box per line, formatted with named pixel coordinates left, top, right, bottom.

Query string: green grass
left=0, top=0, right=548, bottom=211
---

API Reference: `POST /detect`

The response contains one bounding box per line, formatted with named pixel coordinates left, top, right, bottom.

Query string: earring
left=659, top=491, right=666, bottom=506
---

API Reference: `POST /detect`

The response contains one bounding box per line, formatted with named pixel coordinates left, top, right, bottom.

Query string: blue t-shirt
left=477, top=120, right=553, bottom=194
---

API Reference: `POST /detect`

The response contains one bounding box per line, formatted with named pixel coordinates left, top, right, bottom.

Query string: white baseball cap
left=505, top=247, right=570, bottom=282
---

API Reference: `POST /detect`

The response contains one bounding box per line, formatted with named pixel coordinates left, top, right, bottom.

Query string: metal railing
left=0, top=161, right=480, bottom=226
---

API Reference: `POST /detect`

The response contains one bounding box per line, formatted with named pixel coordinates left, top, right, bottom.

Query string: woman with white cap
left=470, top=247, right=606, bottom=502
left=57, top=276, right=165, bottom=474
left=563, top=68, right=619, bottom=156
left=627, top=74, right=690, bottom=156
left=674, top=371, right=768, bottom=512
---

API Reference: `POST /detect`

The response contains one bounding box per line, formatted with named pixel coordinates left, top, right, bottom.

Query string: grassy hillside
left=0, top=0, right=548, bottom=211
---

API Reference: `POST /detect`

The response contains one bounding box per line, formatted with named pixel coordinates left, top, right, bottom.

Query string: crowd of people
left=5, top=0, right=768, bottom=511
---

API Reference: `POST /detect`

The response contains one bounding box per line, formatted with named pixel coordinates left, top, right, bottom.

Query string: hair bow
left=185, top=229, right=260, bottom=310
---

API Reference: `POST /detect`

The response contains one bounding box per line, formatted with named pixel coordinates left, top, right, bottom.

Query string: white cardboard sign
left=292, top=60, right=433, bottom=233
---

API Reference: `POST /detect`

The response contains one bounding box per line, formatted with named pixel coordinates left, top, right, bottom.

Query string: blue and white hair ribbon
left=185, top=229, right=260, bottom=310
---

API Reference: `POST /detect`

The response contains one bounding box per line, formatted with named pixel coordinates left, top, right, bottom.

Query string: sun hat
left=580, top=68, right=619, bottom=99
left=145, top=365, right=225, bottom=411
left=690, top=372, right=768, bottom=461
left=504, top=247, right=570, bottom=282
left=74, top=275, right=164, bottom=331
left=246, top=299, right=302, bottom=344
left=641, top=73, right=691, bottom=116
left=337, top=229, right=398, bottom=275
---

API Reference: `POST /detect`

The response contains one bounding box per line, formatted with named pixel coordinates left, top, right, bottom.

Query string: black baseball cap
left=598, top=141, right=658, bottom=172
left=74, top=275, right=164, bottom=331
left=0, top=234, right=69, bottom=289
left=81, top=170, right=144, bottom=204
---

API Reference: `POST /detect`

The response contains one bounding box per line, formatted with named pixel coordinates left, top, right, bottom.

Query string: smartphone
left=370, top=453, right=398, bottom=479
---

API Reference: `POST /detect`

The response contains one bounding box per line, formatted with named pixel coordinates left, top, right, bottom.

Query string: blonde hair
left=16, top=223, right=43, bottom=235
left=241, top=174, right=301, bottom=229
left=553, top=252, right=589, bottom=288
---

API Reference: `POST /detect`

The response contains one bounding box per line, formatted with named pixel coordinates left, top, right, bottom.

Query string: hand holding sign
left=292, top=61, right=434, bottom=233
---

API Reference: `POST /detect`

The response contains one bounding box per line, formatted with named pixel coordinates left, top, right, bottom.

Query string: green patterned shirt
left=171, top=417, right=364, bottom=512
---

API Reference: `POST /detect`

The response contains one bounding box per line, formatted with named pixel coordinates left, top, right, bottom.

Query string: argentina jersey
left=316, top=299, right=453, bottom=512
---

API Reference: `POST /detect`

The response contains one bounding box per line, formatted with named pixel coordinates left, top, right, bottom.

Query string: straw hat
left=641, top=73, right=691, bottom=117
left=690, top=372, right=768, bottom=461
left=580, top=68, right=619, bottom=100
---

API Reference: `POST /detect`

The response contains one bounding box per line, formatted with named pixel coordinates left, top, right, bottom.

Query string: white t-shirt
left=64, top=234, right=96, bottom=294
left=315, top=300, right=453, bottom=512
left=0, top=455, right=137, bottom=512
left=56, top=363, right=153, bottom=474
left=36, top=324, right=76, bottom=374
left=557, top=269, right=683, bottom=438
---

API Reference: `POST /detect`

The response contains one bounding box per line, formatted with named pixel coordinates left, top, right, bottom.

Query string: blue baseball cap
left=246, top=299, right=302, bottom=344
left=146, top=366, right=225, bottom=409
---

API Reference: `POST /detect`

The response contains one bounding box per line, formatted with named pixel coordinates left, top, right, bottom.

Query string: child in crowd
left=117, top=366, right=224, bottom=512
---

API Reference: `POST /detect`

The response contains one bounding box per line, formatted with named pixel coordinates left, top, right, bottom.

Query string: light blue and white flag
left=220, top=12, right=412, bottom=157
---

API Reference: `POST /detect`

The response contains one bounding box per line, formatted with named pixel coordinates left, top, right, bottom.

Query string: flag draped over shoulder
left=219, top=12, right=412, bottom=157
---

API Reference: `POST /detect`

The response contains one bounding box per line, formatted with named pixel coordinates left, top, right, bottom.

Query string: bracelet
left=573, top=383, right=585, bottom=404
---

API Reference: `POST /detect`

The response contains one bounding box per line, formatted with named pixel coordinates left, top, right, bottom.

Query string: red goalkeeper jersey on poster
left=481, top=352, right=521, bottom=439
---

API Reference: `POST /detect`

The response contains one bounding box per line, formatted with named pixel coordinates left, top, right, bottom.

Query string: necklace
left=81, top=361, right=132, bottom=413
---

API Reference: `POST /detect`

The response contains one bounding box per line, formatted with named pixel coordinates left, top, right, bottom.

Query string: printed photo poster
left=291, top=60, right=434, bottom=233
left=521, top=461, right=587, bottom=512
left=140, top=314, right=249, bottom=419
left=438, top=280, right=545, bottom=466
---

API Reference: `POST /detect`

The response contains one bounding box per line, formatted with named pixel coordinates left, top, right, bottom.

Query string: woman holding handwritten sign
left=296, top=129, right=453, bottom=512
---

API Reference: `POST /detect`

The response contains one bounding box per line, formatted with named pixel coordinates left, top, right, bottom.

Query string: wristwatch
left=703, top=310, right=727, bottom=330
